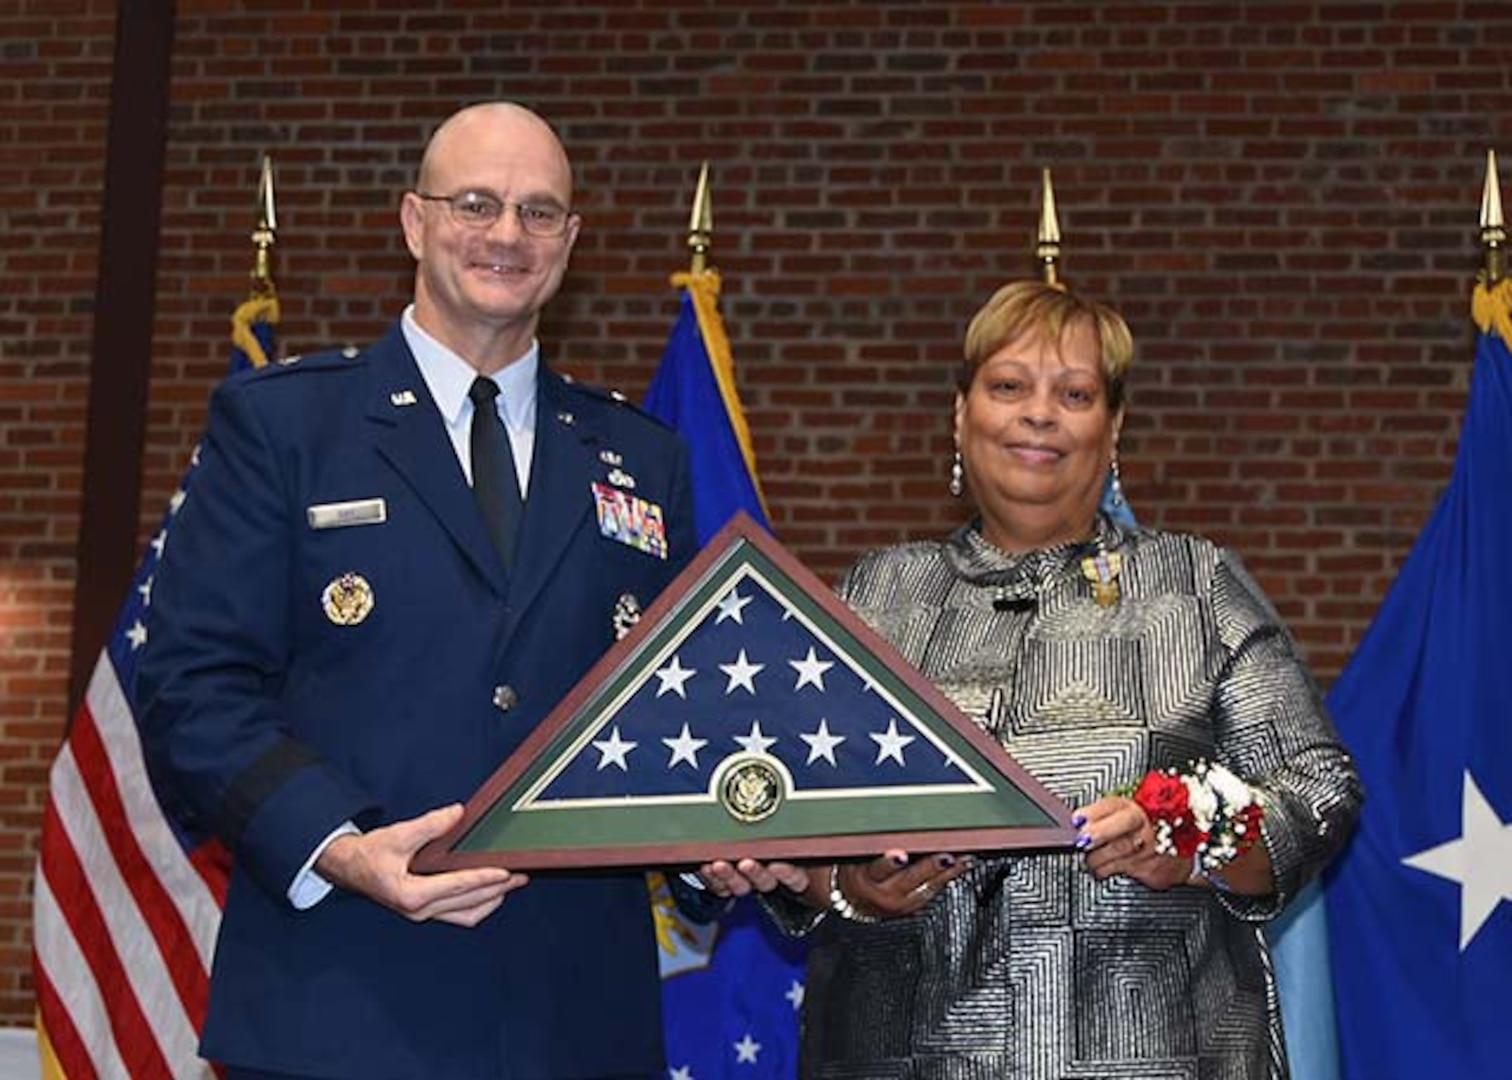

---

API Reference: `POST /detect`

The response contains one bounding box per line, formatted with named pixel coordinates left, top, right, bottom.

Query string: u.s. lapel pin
left=390, top=390, right=417, bottom=407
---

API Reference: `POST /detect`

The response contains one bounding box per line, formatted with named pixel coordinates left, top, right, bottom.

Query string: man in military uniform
left=138, top=102, right=695, bottom=1079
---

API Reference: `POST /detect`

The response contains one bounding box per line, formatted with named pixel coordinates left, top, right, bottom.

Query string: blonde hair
left=960, top=281, right=1134, bottom=411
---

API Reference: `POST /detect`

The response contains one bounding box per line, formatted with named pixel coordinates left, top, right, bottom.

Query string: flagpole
left=1479, top=149, right=1503, bottom=286
left=252, top=153, right=277, bottom=293
left=232, top=154, right=281, bottom=370
left=1036, top=168, right=1062, bottom=289
left=1473, top=150, right=1510, bottom=341
left=687, top=160, right=712, bottom=275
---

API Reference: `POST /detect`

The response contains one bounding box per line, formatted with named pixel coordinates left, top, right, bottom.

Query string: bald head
left=400, top=101, right=582, bottom=371
left=416, top=102, right=575, bottom=205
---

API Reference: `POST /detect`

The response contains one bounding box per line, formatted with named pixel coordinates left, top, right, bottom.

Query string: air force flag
left=1325, top=297, right=1512, bottom=1078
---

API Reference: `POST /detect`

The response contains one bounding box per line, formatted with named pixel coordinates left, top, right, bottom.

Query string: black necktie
left=468, top=375, right=524, bottom=567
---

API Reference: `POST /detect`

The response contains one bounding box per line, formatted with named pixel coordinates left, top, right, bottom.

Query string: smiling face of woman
left=955, top=318, right=1122, bottom=553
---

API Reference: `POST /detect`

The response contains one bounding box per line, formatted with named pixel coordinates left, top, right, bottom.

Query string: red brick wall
left=1, top=0, right=119, bottom=1025
left=3, top=0, right=1510, bottom=1026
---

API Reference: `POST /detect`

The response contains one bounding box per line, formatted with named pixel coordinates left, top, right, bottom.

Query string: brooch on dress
left=1080, top=545, right=1122, bottom=608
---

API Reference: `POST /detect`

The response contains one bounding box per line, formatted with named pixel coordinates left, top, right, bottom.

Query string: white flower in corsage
left=1126, top=759, right=1265, bottom=876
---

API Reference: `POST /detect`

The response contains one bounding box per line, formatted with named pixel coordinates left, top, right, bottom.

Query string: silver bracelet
left=828, top=863, right=880, bottom=923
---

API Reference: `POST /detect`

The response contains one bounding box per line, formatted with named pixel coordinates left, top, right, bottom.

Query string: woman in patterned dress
left=701, top=280, right=1362, bottom=1080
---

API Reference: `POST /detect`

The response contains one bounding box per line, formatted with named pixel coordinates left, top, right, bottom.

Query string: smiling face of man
left=400, top=103, right=581, bottom=370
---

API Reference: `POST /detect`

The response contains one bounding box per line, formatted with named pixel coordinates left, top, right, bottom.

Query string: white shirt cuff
left=287, top=821, right=361, bottom=910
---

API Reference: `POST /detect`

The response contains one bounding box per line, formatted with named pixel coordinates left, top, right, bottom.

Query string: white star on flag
left=137, top=576, right=153, bottom=605
left=125, top=621, right=148, bottom=651
left=715, top=588, right=753, bottom=624
left=668, top=1068, right=693, bottom=1080
left=169, top=488, right=186, bottom=513
left=733, top=1033, right=761, bottom=1064
left=591, top=726, right=637, bottom=772
left=800, top=718, right=845, bottom=766
left=870, top=718, right=915, bottom=766
left=789, top=646, right=834, bottom=691
left=662, top=724, right=709, bottom=770
left=654, top=655, right=697, bottom=699
left=785, top=979, right=805, bottom=1009
left=734, top=720, right=777, bottom=755
left=719, top=649, right=764, bottom=694
left=1401, top=769, right=1512, bottom=950
left=149, top=530, right=167, bottom=557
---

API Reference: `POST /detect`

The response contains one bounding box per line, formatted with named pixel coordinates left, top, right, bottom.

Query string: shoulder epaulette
left=242, top=343, right=365, bottom=380
left=557, top=372, right=672, bottom=429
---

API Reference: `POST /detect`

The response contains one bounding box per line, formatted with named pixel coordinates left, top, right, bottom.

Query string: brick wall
left=2, top=0, right=1509, bottom=1026
left=0, top=0, right=118, bottom=1027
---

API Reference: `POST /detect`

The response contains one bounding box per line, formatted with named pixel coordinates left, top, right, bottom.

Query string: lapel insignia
left=390, top=390, right=417, bottom=406
left=557, top=411, right=576, bottom=426
left=592, top=482, right=668, bottom=560
left=599, top=450, right=623, bottom=466
left=322, top=572, right=375, bottom=625
left=612, top=593, right=643, bottom=640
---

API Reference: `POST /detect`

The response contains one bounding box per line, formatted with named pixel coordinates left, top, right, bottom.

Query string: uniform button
left=492, top=685, right=518, bottom=712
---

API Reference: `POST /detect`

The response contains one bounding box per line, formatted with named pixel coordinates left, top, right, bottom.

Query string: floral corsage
left=1128, top=760, right=1264, bottom=875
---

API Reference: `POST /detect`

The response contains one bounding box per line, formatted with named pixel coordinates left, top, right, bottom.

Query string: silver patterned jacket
left=776, top=519, right=1362, bottom=1080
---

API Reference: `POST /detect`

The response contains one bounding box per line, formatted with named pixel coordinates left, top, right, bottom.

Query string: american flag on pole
left=31, top=288, right=278, bottom=1079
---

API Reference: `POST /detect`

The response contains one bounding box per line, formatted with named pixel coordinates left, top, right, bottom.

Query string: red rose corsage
left=1129, top=760, right=1264, bottom=874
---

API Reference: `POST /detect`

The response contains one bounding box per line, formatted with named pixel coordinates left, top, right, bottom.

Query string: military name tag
left=308, top=498, right=387, bottom=530
left=592, top=482, right=667, bottom=560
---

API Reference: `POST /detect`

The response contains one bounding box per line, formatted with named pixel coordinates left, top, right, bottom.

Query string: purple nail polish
left=1074, top=833, right=1093, bottom=849
left=1070, top=812, right=1087, bottom=828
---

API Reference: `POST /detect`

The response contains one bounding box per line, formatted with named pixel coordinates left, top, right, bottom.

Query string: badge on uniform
left=322, top=572, right=375, bottom=625
left=592, top=482, right=668, bottom=560
left=611, top=593, right=643, bottom=640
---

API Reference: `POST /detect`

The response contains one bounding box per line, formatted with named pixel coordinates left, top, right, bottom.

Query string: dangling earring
left=1109, top=451, right=1126, bottom=509
left=948, top=449, right=964, bottom=498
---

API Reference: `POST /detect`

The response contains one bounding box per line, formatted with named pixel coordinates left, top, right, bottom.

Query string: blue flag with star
left=645, top=269, right=807, bottom=1080
left=1324, top=287, right=1512, bottom=1078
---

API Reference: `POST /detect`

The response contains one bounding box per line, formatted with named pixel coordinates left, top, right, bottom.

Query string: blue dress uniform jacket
left=136, top=324, right=696, bottom=1079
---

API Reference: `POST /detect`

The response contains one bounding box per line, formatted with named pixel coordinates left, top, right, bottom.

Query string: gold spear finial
left=1036, top=167, right=1062, bottom=288
left=687, top=161, right=713, bottom=274
left=1479, top=149, right=1504, bottom=287
left=251, top=153, right=277, bottom=293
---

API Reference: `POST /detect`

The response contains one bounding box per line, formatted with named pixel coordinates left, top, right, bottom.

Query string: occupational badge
left=611, top=593, right=643, bottom=640
left=321, top=572, right=375, bottom=625
left=592, top=482, right=668, bottom=560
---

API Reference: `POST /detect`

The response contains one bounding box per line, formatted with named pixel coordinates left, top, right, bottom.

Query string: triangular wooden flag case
left=416, top=512, right=1071, bottom=872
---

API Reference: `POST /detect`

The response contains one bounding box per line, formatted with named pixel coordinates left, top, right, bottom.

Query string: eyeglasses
left=413, top=190, right=573, bottom=238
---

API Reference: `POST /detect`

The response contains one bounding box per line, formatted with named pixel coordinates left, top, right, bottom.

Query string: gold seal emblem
left=321, top=572, right=374, bottom=625
left=716, top=754, right=785, bottom=824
